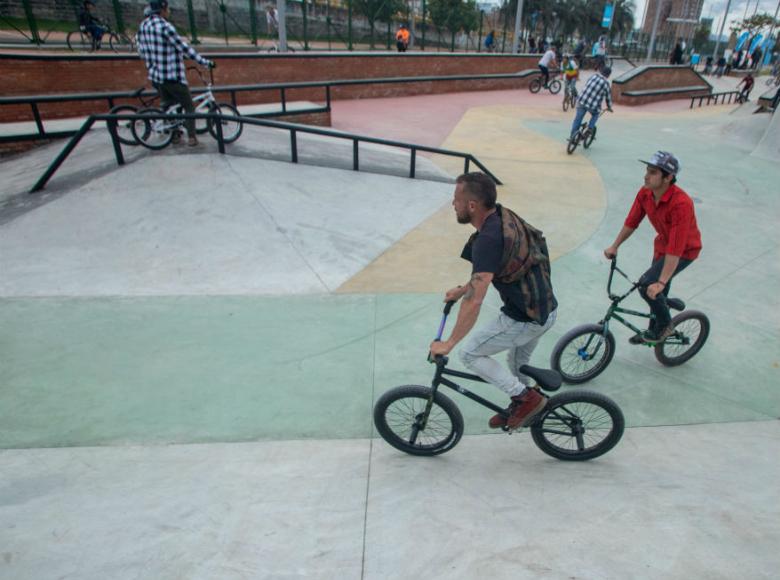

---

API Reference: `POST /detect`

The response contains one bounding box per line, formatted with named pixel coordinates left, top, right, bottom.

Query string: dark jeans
left=538, top=65, right=549, bottom=86
left=154, top=81, right=196, bottom=138
left=638, top=257, right=693, bottom=331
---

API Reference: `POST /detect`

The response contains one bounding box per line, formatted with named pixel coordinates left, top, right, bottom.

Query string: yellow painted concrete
left=337, top=105, right=608, bottom=294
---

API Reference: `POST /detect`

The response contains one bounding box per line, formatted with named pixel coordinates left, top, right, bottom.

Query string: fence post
left=248, top=0, right=258, bottom=45
left=291, top=130, right=298, bottom=163
left=186, top=0, right=199, bottom=44
left=353, top=139, right=359, bottom=170
left=348, top=0, right=353, bottom=50
left=477, top=11, right=483, bottom=53
left=20, top=0, right=41, bottom=45
left=107, top=118, right=125, bottom=166
left=219, top=0, right=229, bottom=45
left=110, top=0, right=126, bottom=34
left=326, top=0, right=332, bottom=50
left=387, top=19, right=391, bottom=50
left=409, top=148, right=416, bottom=178
left=421, top=0, right=426, bottom=50
left=302, top=0, right=309, bottom=50
left=501, top=8, right=509, bottom=53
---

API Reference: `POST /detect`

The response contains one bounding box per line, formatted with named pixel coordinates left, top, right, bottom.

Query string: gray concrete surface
left=1, top=421, right=778, bottom=580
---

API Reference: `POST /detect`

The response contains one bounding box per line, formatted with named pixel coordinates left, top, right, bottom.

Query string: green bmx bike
left=551, top=258, right=710, bottom=384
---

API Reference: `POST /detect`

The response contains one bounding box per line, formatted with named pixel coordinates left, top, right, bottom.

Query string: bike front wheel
left=131, top=107, right=173, bottom=150
left=531, top=390, right=624, bottom=461
left=549, top=79, right=562, bottom=94
left=654, top=310, right=710, bottom=366
left=373, top=385, right=464, bottom=457
left=108, top=104, right=138, bottom=146
left=566, top=133, right=579, bottom=154
left=562, top=93, right=570, bottom=112
left=67, top=30, right=91, bottom=52
left=207, top=103, right=243, bottom=143
left=583, top=126, right=597, bottom=148
left=529, top=78, right=542, bottom=93
left=551, top=323, right=616, bottom=384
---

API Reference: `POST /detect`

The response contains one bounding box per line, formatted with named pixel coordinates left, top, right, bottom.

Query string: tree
left=428, top=0, right=480, bottom=50
left=353, top=0, right=406, bottom=48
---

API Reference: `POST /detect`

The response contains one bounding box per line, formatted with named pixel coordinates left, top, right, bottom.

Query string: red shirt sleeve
left=665, top=197, right=694, bottom=257
left=624, top=191, right=646, bottom=229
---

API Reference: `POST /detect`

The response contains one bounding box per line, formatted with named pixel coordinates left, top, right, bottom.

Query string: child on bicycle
left=562, top=54, right=579, bottom=97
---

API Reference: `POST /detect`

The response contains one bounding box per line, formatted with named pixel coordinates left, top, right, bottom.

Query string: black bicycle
left=551, top=258, right=710, bottom=384
left=373, top=302, right=625, bottom=461
left=67, top=22, right=135, bottom=53
left=566, top=108, right=610, bottom=154
left=529, top=71, right=562, bottom=95
left=562, top=81, right=578, bottom=112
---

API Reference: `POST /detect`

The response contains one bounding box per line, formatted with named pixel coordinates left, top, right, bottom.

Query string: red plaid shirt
left=625, top=184, right=702, bottom=261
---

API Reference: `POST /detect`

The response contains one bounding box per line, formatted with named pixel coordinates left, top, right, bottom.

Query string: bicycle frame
left=149, top=68, right=217, bottom=133
left=600, top=258, right=652, bottom=337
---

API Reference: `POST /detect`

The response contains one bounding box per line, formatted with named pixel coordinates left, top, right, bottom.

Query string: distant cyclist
left=562, top=54, right=579, bottom=96
left=78, top=0, right=105, bottom=50
left=569, top=64, right=612, bottom=142
left=537, top=46, right=558, bottom=88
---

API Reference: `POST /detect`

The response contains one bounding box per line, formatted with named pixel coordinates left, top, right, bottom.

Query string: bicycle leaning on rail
left=550, top=258, right=710, bottom=384
left=129, top=67, right=243, bottom=150
left=373, top=302, right=625, bottom=461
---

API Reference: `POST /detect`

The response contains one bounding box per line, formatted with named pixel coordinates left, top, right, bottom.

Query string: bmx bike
left=566, top=108, right=610, bottom=155
left=562, top=81, right=578, bottom=111
left=128, top=66, right=243, bottom=150
left=550, top=258, right=710, bottom=384
left=67, top=22, right=135, bottom=52
left=373, top=302, right=625, bottom=461
left=529, top=71, right=562, bottom=95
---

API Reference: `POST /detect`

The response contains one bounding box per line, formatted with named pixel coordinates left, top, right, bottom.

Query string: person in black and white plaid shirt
left=137, top=0, right=214, bottom=146
left=569, top=65, right=613, bottom=142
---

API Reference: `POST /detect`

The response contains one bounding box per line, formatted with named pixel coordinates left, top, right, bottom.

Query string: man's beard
left=456, top=211, right=471, bottom=224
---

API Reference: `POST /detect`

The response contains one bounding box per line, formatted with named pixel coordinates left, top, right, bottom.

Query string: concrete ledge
left=623, top=85, right=709, bottom=96
left=612, top=64, right=712, bottom=106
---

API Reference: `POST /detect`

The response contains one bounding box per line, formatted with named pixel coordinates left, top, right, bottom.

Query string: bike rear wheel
left=562, top=93, right=570, bottom=111
left=531, top=390, right=624, bottom=461
left=583, top=126, right=597, bottom=148
left=549, top=79, right=562, bottom=94
left=551, top=323, right=616, bottom=384
left=654, top=310, right=710, bottom=366
left=373, top=385, right=464, bottom=456
left=207, top=103, right=243, bottom=143
left=108, top=104, right=139, bottom=146
left=529, top=78, right=542, bottom=93
left=131, top=107, right=174, bottom=150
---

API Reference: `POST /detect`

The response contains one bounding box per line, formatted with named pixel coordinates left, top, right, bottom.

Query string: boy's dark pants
left=638, top=257, right=693, bottom=331
left=154, top=81, right=196, bottom=138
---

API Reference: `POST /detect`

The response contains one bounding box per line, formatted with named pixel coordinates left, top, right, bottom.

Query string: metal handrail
left=689, top=90, right=741, bottom=108
left=1, top=71, right=534, bottom=144
left=30, top=111, right=502, bottom=193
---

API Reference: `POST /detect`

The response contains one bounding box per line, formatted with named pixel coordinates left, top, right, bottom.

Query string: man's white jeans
left=459, top=310, right=557, bottom=397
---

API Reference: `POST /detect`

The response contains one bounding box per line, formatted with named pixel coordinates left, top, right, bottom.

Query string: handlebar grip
left=443, top=300, right=456, bottom=315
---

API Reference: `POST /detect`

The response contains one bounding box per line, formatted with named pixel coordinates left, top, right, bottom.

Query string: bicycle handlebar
left=428, top=300, right=457, bottom=364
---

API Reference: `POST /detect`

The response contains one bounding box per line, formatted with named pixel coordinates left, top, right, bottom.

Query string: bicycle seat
left=667, top=298, right=685, bottom=311
left=519, top=365, right=561, bottom=392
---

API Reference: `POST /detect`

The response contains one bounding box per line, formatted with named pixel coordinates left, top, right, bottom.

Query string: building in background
left=642, top=0, right=705, bottom=42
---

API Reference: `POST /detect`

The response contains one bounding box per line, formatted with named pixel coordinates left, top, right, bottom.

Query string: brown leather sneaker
left=488, top=413, right=507, bottom=429
left=506, top=389, right=546, bottom=429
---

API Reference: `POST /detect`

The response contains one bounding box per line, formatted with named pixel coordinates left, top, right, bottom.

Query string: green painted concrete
left=2, top=107, right=778, bottom=449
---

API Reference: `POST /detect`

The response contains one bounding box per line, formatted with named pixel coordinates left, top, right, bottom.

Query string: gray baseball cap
left=639, top=151, right=680, bottom=175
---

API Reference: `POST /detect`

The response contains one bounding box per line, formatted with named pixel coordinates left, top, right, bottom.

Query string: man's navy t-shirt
left=461, top=211, right=536, bottom=323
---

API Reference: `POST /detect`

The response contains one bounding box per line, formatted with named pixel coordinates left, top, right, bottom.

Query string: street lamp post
left=711, top=0, right=732, bottom=62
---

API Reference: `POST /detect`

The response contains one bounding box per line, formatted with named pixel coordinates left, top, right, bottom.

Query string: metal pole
left=409, top=0, right=414, bottom=49
left=220, top=0, right=229, bottom=45
left=111, top=0, right=126, bottom=34
left=421, top=0, right=426, bottom=50
left=249, top=0, right=258, bottom=46
left=186, top=0, right=199, bottom=44
left=326, top=0, right=332, bottom=50
left=477, top=10, right=483, bottom=52
left=277, top=0, right=287, bottom=52
left=646, top=0, right=664, bottom=62
left=511, top=0, right=524, bottom=54
left=20, top=0, right=41, bottom=44
left=712, top=0, right=732, bottom=61
left=501, top=3, right=509, bottom=53
left=302, top=0, right=309, bottom=50
left=348, top=0, right=353, bottom=50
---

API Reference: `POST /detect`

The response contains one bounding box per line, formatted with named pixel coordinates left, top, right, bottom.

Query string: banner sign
left=602, top=4, right=614, bottom=28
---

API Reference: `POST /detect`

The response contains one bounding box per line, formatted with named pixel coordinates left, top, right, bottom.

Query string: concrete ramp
left=0, top=155, right=452, bottom=296
left=752, top=109, right=780, bottom=161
